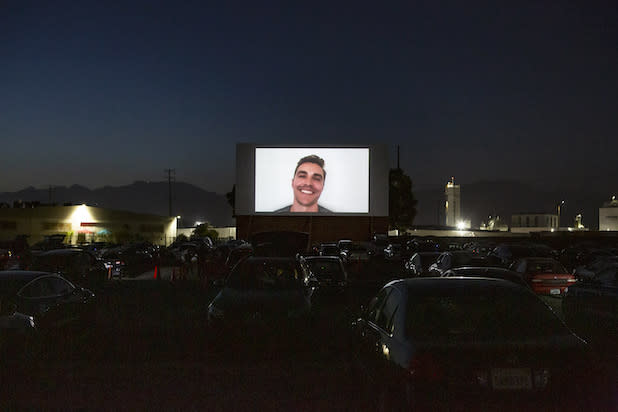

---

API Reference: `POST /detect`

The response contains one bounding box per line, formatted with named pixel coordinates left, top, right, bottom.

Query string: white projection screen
left=235, top=144, right=389, bottom=216
left=255, top=147, right=369, bottom=213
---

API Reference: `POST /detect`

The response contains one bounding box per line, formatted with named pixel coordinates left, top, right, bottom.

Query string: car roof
left=303, top=255, right=341, bottom=261
left=36, top=248, right=86, bottom=256
left=449, top=266, right=514, bottom=274
left=413, top=251, right=442, bottom=256
left=518, top=257, right=557, bottom=263
left=243, top=256, right=297, bottom=263
left=386, top=276, right=529, bottom=294
left=0, top=270, right=60, bottom=296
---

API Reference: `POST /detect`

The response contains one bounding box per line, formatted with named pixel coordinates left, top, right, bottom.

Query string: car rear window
left=227, top=259, right=302, bottom=290
left=529, top=261, right=567, bottom=274
left=405, top=292, right=569, bottom=341
left=306, top=260, right=345, bottom=280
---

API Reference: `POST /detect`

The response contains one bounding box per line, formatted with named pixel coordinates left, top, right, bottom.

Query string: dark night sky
left=2, top=1, right=616, bottom=196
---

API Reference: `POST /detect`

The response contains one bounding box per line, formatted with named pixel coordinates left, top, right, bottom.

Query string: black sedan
left=428, top=251, right=501, bottom=276
left=30, top=248, right=107, bottom=290
left=351, top=277, right=607, bottom=410
left=0, top=271, right=95, bottom=335
left=563, top=263, right=618, bottom=345
left=404, top=252, right=442, bottom=277
left=299, top=256, right=348, bottom=291
left=207, top=256, right=312, bottom=345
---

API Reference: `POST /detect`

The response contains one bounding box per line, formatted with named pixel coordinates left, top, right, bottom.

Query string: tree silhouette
left=389, top=168, right=418, bottom=231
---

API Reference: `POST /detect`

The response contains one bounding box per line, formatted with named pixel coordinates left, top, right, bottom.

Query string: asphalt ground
left=1, top=279, right=367, bottom=411
left=1, top=266, right=616, bottom=411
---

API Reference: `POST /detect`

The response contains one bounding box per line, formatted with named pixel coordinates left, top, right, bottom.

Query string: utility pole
left=165, top=169, right=175, bottom=217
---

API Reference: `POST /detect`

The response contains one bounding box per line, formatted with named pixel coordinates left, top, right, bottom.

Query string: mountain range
left=0, top=180, right=611, bottom=230
left=0, top=181, right=235, bottom=228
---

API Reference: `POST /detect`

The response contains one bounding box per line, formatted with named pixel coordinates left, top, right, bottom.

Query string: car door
left=358, top=286, right=403, bottom=384
left=356, top=288, right=391, bottom=380
left=18, top=275, right=79, bottom=331
left=17, top=276, right=60, bottom=326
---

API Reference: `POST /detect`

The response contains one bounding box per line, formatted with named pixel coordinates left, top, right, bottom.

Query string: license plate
left=550, top=288, right=561, bottom=295
left=491, top=368, right=532, bottom=390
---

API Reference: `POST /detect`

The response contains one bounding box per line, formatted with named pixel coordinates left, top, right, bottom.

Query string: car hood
left=211, top=287, right=310, bottom=314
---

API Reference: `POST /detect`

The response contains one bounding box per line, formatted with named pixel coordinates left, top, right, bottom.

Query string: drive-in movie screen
left=255, top=147, right=369, bottom=214
left=235, top=144, right=389, bottom=216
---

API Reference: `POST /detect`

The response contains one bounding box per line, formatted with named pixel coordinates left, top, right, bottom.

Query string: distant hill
left=0, top=181, right=235, bottom=227
left=1, top=180, right=609, bottom=231
left=413, top=180, right=608, bottom=230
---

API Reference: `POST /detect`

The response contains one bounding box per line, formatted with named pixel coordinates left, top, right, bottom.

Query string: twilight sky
left=2, top=1, right=616, bottom=195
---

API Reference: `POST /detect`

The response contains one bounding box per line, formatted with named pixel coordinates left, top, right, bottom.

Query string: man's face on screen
left=292, top=162, right=325, bottom=208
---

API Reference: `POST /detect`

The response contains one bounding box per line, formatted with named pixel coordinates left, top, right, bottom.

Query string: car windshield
left=226, top=259, right=301, bottom=290
left=529, top=260, right=567, bottom=274
left=406, top=292, right=569, bottom=341
left=452, top=254, right=490, bottom=267
left=306, top=260, right=345, bottom=280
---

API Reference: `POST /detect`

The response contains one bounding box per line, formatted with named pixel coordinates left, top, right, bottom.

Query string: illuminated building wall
left=510, top=213, right=558, bottom=233
left=444, top=177, right=461, bottom=227
left=599, top=196, right=618, bottom=231
left=0, top=205, right=177, bottom=246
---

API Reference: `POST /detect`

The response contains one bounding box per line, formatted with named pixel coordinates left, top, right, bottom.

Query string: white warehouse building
left=599, top=196, right=618, bottom=231
left=0, top=204, right=177, bottom=246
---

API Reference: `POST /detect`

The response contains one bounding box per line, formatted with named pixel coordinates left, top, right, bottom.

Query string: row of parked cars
left=204, top=235, right=615, bottom=409
left=1, top=233, right=615, bottom=409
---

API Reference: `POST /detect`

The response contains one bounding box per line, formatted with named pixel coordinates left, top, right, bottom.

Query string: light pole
left=557, top=200, right=564, bottom=229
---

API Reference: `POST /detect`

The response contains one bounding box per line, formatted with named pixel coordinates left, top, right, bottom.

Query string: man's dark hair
left=294, top=154, right=326, bottom=180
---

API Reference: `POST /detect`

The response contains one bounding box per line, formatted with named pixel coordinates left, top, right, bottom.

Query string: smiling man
left=275, top=155, right=332, bottom=213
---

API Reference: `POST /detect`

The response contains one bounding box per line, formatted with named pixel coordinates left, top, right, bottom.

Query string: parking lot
left=1, top=236, right=617, bottom=411
left=2, top=279, right=369, bottom=410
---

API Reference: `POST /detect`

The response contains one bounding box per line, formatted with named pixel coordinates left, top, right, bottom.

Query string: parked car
left=428, top=251, right=501, bottom=276
left=510, top=257, right=577, bottom=296
left=404, top=238, right=441, bottom=256
left=572, top=255, right=618, bottom=280
left=442, top=266, right=530, bottom=288
left=404, top=252, right=442, bottom=277
left=0, top=304, right=38, bottom=362
left=383, top=243, right=402, bottom=260
left=30, top=248, right=107, bottom=289
left=340, top=242, right=373, bottom=264
left=208, top=256, right=312, bottom=345
left=0, top=271, right=95, bottom=335
left=351, top=277, right=601, bottom=410
left=0, top=236, right=32, bottom=270
left=490, top=243, right=556, bottom=267
left=318, top=243, right=340, bottom=257
left=562, top=263, right=618, bottom=343
left=299, top=255, right=347, bottom=294
left=101, top=243, right=155, bottom=279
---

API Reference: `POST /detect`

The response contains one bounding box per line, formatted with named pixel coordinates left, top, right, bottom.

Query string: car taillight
left=407, top=353, right=444, bottom=382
